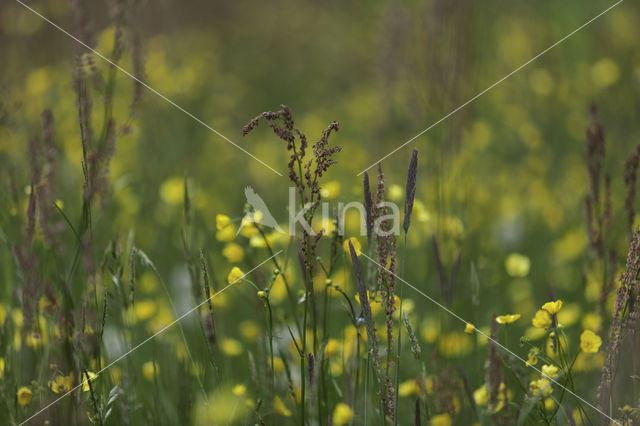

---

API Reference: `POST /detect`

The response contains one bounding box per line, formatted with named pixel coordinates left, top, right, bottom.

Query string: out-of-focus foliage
left=1, top=0, right=640, bottom=425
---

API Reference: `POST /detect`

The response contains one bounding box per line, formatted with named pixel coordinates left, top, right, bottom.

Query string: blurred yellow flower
left=49, top=373, right=73, bottom=394
left=220, top=338, right=243, bottom=356
left=544, top=397, right=555, bottom=411
left=532, top=310, right=551, bottom=328
left=273, top=395, right=292, bottom=417
left=496, top=314, right=521, bottom=325
left=0, top=358, right=4, bottom=379
left=464, top=322, right=475, bottom=334
left=134, top=300, right=157, bottom=321
left=222, top=243, right=244, bottom=263
left=591, top=58, right=620, bottom=89
left=332, top=402, right=353, bottom=425
left=142, top=362, right=158, bottom=381
left=388, top=184, right=403, bottom=202
left=232, top=384, right=246, bottom=396
left=505, top=253, right=530, bottom=277
left=438, top=332, right=473, bottom=357
left=239, top=320, right=259, bottom=342
left=556, top=303, right=580, bottom=326
left=580, top=330, right=602, bottom=353
left=159, top=177, right=184, bottom=206
left=530, top=378, right=552, bottom=397
left=473, top=385, right=487, bottom=405
left=271, top=357, right=285, bottom=374
left=343, top=237, right=361, bottom=257
left=541, top=300, right=562, bottom=315
left=582, top=312, right=602, bottom=332
left=82, top=371, right=98, bottom=391
left=325, top=339, right=340, bottom=357
left=227, top=267, right=244, bottom=284
left=216, top=225, right=236, bottom=242
left=430, top=413, right=452, bottom=426
left=320, top=181, right=340, bottom=200
left=398, top=380, right=421, bottom=397
left=526, top=352, right=538, bottom=367
left=541, top=364, right=559, bottom=379
left=17, top=386, right=33, bottom=406
left=216, top=214, right=231, bottom=231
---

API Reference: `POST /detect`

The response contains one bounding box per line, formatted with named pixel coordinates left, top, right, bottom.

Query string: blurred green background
left=1, top=0, right=639, bottom=424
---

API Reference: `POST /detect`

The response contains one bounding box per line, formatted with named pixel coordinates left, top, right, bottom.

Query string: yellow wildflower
left=142, top=362, right=158, bottom=381
left=222, top=243, right=244, bottom=263
left=530, top=378, right=553, bottom=397
left=505, top=253, right=530, bottom=277
left=525, top=352, right=538, bottom=367
left=49, top=374, right=74, bottom=393
left=17, top=386, right=33, bottom=406
left=532, top=310, right=551, bottom=328
left=325, top=339, right=340, bottom=357
left=232, top=384, right=246, bottom=396
left=496, top=314, right=521, bottom=325
left=473, top=385, right=488, bottom=405
left=82, top=371, right=98, bottom=391
left=216, top=225, right=236, bottom=242
left=0, top=358, right=4, bottom=379
left=274, top=395, right=292, bottom=417
left=220, top=338, right=243, bottom=356
left=343, top=237, right=361, bottom=257
left=227, top=267, right=245, bottom=284
left=216, top=214, right=231, bottom=231
left=544, top=398, right=555, bottom=411
left=271, top=357, right=285, bottom=374
left=398, top=380, right=421, bottom=397
left=580, top=330, right=602, bottom=353
left=541, top=364, right=559, bottom=379
left=159, top=177, right=184, bottom=205
left=320, top=181, right=340, bottom=200
left=541, top=300, right=563, bottom=315
left=430, top=413, right=452, bottom=426
left=134, top=300, right=157, bottom=321
left=464, top=322, right=475, bottom=334
left=332, top=402, right=353, bottom=425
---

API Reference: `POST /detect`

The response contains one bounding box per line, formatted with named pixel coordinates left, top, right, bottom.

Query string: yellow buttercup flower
left=325, top=339, right=340, bottom=357
left=222, top=243, right=244, bottom=263
left=580, top=330, right=602, bottom=353
left=525, top=352, right=538, bottom=367
left=227, top=267, right=245, bottom=284
left=17, top=386, right=33, bottom=406
left=49, top=373, right=74, bottom=393
left=496, top=314, right=521, bottom=325
left=343, top=237, right=361, bottom=257
left=544, top=398, right=555, bottom=411
left=430, top=413, right=452, bottom=426
left=541, top=300, right=563, bottom=315
left=232, top=384, right=247, bottom=396
left=142, top=362, right=158, bottom=381
left=82, top=371, right=98, bottom=391
left=273, top=395, right=292, bottom=417
left=332, top=402, right=354, bottom=425
left=220, top=338, right=243, bottom=356
left=473, top=385, right=488, bottom=405
left=532, top=310, right=551, bottom=328
left=541, top=364, right=559, bottom=379
left=216, top=214, right=231, bottom=231
left=505, top=253, right=530, bottom=277
left=398, top=380, right=421, bottom=397
left=464, top=322, right=475, bottom=334
left=320, top=181, right=341, bottom=200
left=530, top=378, right=553, bottom=397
